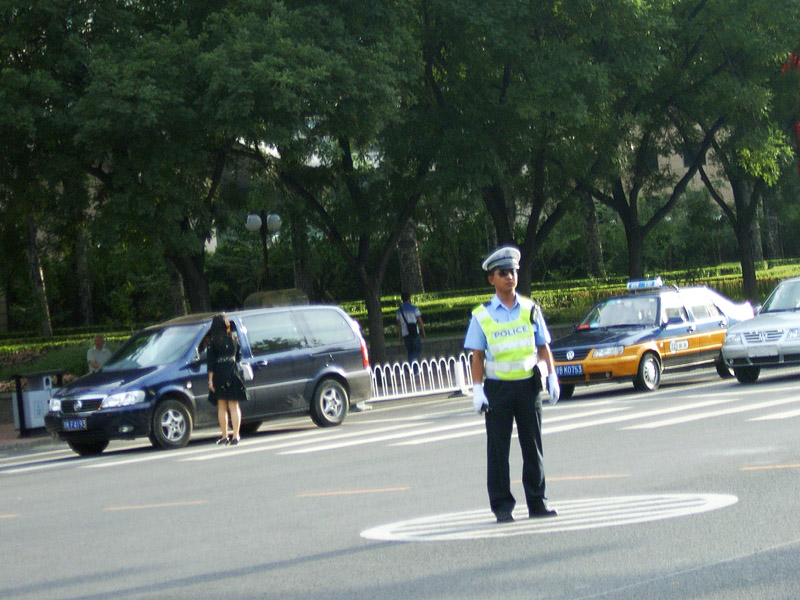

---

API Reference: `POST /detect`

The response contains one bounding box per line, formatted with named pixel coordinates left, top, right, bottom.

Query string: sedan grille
left=62, top=399, right=103, bottom=413
left=743, top=330, right=783, bottom=343
left=553, top=348, right=592, bottom=362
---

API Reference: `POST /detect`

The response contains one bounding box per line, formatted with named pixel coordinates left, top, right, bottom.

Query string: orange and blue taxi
left=551, top=278, right=753, bottom=398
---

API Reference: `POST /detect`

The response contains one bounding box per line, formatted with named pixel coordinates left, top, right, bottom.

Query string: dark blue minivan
left=45, top=306, right=372, bottom=455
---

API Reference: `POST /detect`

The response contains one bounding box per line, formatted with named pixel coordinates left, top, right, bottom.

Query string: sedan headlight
left=593, top=346, right=624, bottom=358
left=725, top=333, right=743, bottom=345
left=786, top=329, right=800, bottom=340
left=49, top=398, right=61, bottom=412
left=101, top=390, right=146, bottom=408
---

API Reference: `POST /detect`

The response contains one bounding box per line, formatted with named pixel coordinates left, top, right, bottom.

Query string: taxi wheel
left=733, top=366, right=760, bottom=384
left=634, top=352, right=661, bottom=391
left=559, top=384, right=575, bottom=399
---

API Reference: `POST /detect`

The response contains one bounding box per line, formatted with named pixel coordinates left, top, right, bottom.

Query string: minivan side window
left=242, top=313, right=306, bottom=355
left=300, top=309, right=355, bottom=347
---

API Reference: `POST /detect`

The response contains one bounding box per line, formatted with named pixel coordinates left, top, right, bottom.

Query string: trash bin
left=11, top=371, right=63, bottom=434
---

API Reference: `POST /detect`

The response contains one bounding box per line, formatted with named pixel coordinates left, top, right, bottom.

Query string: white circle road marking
left=360, top=493, right=738, bottom=542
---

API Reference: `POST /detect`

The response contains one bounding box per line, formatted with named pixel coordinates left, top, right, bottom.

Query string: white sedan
left=722, top=276, right=800, bottom=383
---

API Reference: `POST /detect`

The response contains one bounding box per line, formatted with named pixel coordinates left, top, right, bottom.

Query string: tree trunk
left=359, top=274, right=386, bottom=365
left=289, top=210, right=313, bottom=300
left=481, top=183, right=515, bottom=244
left=750, top=202, right=764, bottom=263
left=74, top=225, right=93, bottom=325
left=762, top=193, right=782, bottom=259
left=624, top=221, right=645, bottom=280
left=735, top=218, right=758, bottom=303
left=700, top=165, right=761, bottom=303
left=518, top=252, right=533, bottom=297
left=730, top=177, right=760, bottom=303
left=166, top=262, right=187, bottom=317
left=25, top=214, right=53, bottom=337
left=167, top=252, right=211, bottom=313
left=581, top=192, right=606, bottom=278
left=0, top=286, right=8, bottom=333
left=398, top=220, right=424, bottom=294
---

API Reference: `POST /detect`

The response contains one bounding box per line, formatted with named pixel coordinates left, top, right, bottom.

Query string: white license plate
left=747, top=345, right=776, bottom=358
left=556, top=364, right=584, bottom=377
left=63, top=418, right=87, bottom=431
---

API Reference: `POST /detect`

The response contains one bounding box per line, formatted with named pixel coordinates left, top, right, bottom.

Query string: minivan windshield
left=762, top=280, right=800, bottom=313
left=102, top=324, right=206, bottom=370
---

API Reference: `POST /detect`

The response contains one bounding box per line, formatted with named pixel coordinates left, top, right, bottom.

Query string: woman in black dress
left=207, top=314, right=248, bottom=445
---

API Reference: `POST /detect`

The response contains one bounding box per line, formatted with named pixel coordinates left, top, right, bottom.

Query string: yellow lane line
left=741, top=464, right=800, bottom=472
left=1, top=514, right=19, bottom=519
left=103, top=500, right=207, bottom=512
left=298, top=487, right=410, bottom=498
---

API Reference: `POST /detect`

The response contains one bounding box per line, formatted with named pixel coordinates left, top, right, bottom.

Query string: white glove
left=546, top=373, right=560, bottom=405
left=472, top=384, right=489, bottom=414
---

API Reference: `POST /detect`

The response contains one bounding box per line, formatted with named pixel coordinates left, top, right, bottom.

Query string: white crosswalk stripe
left=750, top=407, right=800, bottom=421
left=623, top=396, right=800, bottom=429
left=4, top=386, right=800, bottom=474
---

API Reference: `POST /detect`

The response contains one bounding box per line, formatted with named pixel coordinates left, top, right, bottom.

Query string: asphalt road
left=2, top=367, right=800, bottom=599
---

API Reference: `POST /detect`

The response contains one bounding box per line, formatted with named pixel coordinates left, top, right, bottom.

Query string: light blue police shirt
left=464, top=294, right=551, bottom=373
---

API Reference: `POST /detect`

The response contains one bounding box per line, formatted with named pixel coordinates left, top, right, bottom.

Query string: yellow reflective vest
left=472, top=299, right=540, bottom=380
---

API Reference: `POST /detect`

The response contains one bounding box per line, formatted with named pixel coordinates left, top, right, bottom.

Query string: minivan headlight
left=101, top=390, right=146, bottom=408
left=593, top=346, right=624, bottom=358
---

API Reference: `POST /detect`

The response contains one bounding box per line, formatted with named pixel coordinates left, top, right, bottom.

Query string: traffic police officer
left=464, top=245, right=560, bottom=522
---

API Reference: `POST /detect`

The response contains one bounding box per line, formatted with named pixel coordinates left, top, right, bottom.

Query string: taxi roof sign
left=626, top=277, right=663, bottom=291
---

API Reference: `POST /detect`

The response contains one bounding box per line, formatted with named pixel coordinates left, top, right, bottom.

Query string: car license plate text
left=63, top=418, right=87, bottom=431
left=556, top=364, right=584, bottom=376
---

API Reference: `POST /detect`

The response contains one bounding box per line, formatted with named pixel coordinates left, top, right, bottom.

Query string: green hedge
left=3, top=259, right=800, bottom=386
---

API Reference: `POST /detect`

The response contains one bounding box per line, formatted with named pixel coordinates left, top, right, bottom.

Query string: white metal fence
left=369, top=352, right=473, bottom=402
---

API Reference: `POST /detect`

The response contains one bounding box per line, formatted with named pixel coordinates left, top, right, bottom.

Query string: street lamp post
left=245, top=210, right=281, bottom=288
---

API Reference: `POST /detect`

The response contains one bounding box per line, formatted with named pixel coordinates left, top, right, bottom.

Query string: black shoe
left=215, top=436, right=229, bottom=445
left=496, top=511, right=514, bottom=523
left=528, top=501, right=557, bottom=518
left=230, top=436, right=240, bottom=446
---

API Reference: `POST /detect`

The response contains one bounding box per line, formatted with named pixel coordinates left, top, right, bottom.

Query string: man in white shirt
left=87, top=334, right=111, bottom=373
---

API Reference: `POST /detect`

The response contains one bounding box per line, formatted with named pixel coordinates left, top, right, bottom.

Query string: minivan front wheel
left=67, top=438, right=109, bottom=456
left=150, top=399, right=192, bottom=449
left=311, top=379, right=348, bottom=427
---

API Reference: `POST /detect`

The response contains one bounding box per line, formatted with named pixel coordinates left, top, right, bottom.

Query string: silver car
left=722, top=276, right=800, bottom=383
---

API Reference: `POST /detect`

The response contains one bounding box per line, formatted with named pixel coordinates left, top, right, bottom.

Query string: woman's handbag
left=239, top=362, right=254, bottom=382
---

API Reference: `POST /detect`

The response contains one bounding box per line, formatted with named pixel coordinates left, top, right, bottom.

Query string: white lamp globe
left=245, top=212, right=262, bottom=232
left=266, top=212, right=282, bottom=234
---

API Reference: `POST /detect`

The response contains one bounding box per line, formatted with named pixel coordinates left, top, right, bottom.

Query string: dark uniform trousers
left=484, top=377, right=545, bottom=515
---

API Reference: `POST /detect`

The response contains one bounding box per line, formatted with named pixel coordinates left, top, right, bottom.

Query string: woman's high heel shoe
left=215, top=436, right=229, bottom=445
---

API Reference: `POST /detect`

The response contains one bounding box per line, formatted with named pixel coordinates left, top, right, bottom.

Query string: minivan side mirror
left=191, top=348, right=207, bottom=365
